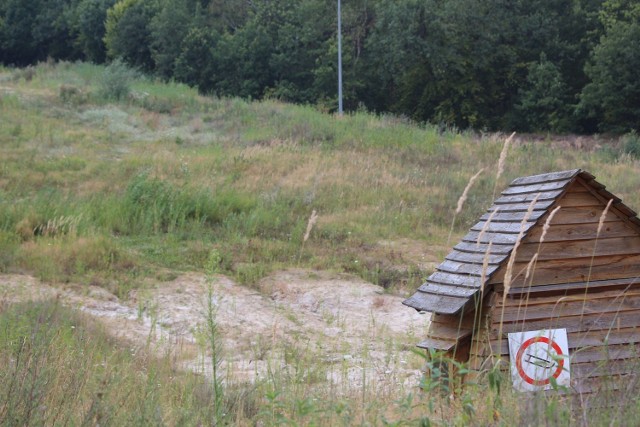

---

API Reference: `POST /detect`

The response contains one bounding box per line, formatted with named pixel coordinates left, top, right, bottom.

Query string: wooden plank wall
left=470, top=289, right=640, bottom=394
left=474, top=179, right=640, bottom=393
left=419, top=312, right=477, bottom=358
left=489, top=179, right=640, bottom=291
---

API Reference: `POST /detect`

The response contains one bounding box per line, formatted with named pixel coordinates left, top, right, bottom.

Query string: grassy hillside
left=3, top=61, right=640, bottom=296
left=1, top=61, right=640, bottom=425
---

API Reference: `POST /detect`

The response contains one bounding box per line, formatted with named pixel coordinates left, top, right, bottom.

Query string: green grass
left=0, top=63, right=640, bottom=289
left=2, top=299, right=638, bottom=426
left=2, top=61, right=640, bottom=293
left=0, top=299, right=225, bottom=425
left=2, top=61, right=640, bottom=425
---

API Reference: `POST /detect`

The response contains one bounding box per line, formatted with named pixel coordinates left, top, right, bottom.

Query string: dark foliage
left=1, top=0, right=638, bottom=133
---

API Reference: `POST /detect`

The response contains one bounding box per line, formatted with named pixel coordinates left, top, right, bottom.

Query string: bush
left=622, top=131, right=640, bottom=158
left=11, top=66, right=36, bottom=82
left=59, top=84, right=88, bottom=105
left=98, top=58, right=138, bottom=101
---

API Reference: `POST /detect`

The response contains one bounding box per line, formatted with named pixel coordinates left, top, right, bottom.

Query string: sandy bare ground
left=0, top=270, right=430, bottom=393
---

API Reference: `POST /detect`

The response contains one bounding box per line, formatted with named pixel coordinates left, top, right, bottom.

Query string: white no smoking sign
left=508, top=328, right=570, bottom=392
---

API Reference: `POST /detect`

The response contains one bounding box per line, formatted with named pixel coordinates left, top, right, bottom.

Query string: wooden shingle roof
left=403, top=169, right=640, bottom=315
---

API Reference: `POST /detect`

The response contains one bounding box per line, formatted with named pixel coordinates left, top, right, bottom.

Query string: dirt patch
left=0, top=270, right=430, bottom=391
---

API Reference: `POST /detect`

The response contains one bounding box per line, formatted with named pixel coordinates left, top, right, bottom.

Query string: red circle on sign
left=515, top=336, right=564, bottom=386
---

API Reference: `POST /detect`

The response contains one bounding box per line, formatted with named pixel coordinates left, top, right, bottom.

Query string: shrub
left=98, top=58, right=138, bottom=101
left=621, top=131, right=640, bottom=158
left=59, top=84, right=88, bottom=105
left=11, top=66, right=36, bottom=82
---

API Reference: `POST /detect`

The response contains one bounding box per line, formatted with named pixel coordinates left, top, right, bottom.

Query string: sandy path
left=0, top=270, right=430, bottom=392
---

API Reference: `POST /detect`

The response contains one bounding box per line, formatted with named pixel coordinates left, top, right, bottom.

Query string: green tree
left=578, top=0, right=640, bottom=132
left=361, top=0, right=601, bottom=131
left=216, top=18, right=274, bottom=98
left=174, top=26, right=220, bottom=92
left=104, top=0, right=157, bottom=71
left=74, top=0, right=117, bottom=63
left=517, top=53, right=571, bottom=132
left=206, top=0, right=252, bottom=32
left=0, top=0, right=81, bottom=65
left=0, top=0, right=41, bottom=64
left=265, top=0, right=334, bottom=103
left=580, top=21, right=640, bottom=132
left=359, top=0, right=432, bottom=114
left=150, top=0, right=200, bottom=78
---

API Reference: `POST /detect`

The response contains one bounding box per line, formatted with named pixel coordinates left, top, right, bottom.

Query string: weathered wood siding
left=489, top=179, right=640, bottom=291
left=470, top=289, right=640, bottom=394
left=468, top=178, right=640, bottom=391
left=408, top=169, right=640, bottom=394
left=417, top=312, right=476, bottom=359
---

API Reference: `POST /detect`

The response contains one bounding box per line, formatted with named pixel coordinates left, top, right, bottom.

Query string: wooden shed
left=403, top=169, right=640, bottom=394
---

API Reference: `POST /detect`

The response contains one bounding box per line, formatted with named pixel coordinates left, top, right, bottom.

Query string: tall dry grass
left=448, top=168, right=485, bottom=245
left=2, top=62, right=640, bottom=425
left=492, top=132, right=515, bottom=199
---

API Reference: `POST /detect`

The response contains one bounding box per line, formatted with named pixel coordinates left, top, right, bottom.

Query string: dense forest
left=1, top=0, right=638, bottom=133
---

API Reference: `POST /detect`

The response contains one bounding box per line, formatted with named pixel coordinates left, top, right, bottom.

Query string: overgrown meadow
left=1, top=62, right=640, bottom=425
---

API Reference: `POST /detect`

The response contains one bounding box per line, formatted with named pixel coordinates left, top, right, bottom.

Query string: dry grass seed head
left=456, top=168, right=485, bottom=215
left=524, top=253, right=539, bottom=284
left=477, top=207, right=499, bottom=247
left=503, top=193, right=540, bottom=297
left=597, top=198, right=614, bottom=237
left=303, top=209, right=318, bottom=242
left=480, top=241, right=493, bottom=294
left=497, top=132, right=515, bottom=178
left=493, top=132, right=516, bottom=197
left=540, top=206, right=561, bottom=244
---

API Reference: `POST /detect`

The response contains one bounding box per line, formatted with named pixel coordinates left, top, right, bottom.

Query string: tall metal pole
left=337, top=0, right=343, bottom=115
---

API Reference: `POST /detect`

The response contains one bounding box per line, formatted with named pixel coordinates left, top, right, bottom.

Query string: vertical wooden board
left=466, top=294, right=496, bottom=369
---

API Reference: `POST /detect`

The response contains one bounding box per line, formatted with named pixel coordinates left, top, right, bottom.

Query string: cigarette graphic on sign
left=525, top=352, right=556, bottom=369
left=508, top=329, right=570, bottom=392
